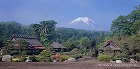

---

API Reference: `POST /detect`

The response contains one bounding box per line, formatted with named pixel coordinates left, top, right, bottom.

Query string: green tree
left=79, top=37, right=92, bottom=53
left=31, top=20, right=57, bottom=46
left=63, top=36, right=79, bottom=51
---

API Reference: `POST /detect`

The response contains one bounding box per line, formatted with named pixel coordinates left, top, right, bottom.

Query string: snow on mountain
left=68, top=17, right=98, bottom=30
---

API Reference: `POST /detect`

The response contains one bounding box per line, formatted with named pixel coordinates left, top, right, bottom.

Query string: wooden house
left=51, top=42, right=66, bottom=52
left=99, top=40, right=121, bottom=56
left=11, top=34, right=46, bottom=55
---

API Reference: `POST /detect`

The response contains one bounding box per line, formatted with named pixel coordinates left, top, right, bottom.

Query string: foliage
left=38, top=50, right=51, bottom=62
left=0, top=21, right=32, bottom=47
left=31, top=20, right=57, bottom=46
left=135, top=53, right=140, bottom=61
left=50, top=55, right=56, bottom=61
left=19, top=56, right=26, bottom=62
left=111, top=5, right=140, bottom=36
left=37, top=56, right=51, bottom=62
left=115, top=53, right=128, bottom=58
left=72, top=54, right=83, bottom=60
left=97, top=54, right=113, bottom=62
left=60, top=55, right=70, bottom=61
left=0, top=56, right=2, bottom=61
left=122, top=58, right=130, bottom=62
left=56, top=55, right=70, bottom=62
left=71, top=48, right=81, bottom=54
left=39, top=50, right=51, bottom=57
left=12, top=58, right=20, bottom=62
left=12, top=56, right=26, bottom=62
left=29, top=56, right=39, bottom=62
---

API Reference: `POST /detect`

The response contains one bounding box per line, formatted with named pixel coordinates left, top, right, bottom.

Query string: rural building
left=10, top=34, right=46, bottom=55
left=99, top=40, right=121, bottom=56
left=51, top=42, right=66, bottom=52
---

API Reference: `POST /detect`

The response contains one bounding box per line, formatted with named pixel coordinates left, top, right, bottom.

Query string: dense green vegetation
left=1, top=5, right=140, bottom=62
left=98, top=5, right=140, bottom=62
left=0, top=20, right=109, bottom=56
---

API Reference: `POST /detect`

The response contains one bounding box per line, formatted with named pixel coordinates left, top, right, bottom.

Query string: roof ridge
left=12, top=34, right=37, bottom=39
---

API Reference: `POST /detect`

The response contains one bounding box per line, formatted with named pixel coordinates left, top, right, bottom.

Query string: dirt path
left=0, top=58, right=140, bottom=69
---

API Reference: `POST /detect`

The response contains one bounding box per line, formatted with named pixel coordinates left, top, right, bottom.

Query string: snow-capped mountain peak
left=68, top=17, right=99, bottom=30
left=69, top=17, right=95, bottom=25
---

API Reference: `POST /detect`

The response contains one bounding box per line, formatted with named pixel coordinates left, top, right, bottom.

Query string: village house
left=10, top=34, right=46, bottom=55
left=51, top=42, right=66, bottom=52
left=99, top=40, right=121, bottom=56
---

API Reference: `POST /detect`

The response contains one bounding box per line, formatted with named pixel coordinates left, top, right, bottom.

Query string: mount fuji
left=68, top=17, right=99, bottom=30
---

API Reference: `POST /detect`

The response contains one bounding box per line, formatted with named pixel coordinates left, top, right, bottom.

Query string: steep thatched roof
left=99, top=40, right=121, bottom=51
left=51, top=42, right=66, bottom=49
left=12, top=34, right=43, bottom=47
left=12, top=34, right=37, bottom=39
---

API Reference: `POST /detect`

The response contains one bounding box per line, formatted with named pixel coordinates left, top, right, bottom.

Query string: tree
left=128, top=34, right=140, bottom=55
left=111, top=15, right=132, bottom=36
left=63, top=36, right=79, bottom=51
left=31, top=20, right=57, bottom=46
left=111, top=5, right=140, bottom=36
left=79, top=37, right=92, bottom=53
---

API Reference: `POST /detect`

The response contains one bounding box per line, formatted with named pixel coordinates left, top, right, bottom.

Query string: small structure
left=99, top=40, right=121, bottom=56
left=51, top=42, right=66, bottom=52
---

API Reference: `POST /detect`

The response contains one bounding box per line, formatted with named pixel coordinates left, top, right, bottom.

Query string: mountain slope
left=68, top=17, right=98, bottom=30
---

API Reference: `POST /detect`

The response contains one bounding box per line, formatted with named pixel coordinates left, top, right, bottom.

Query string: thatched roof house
left=51, top=42, right=66, bottom=52
left=99, top=40, right=121, bottom=56
left=99, top=40, right=121, bottom=51
left=11, top=34, right=46, bottom=50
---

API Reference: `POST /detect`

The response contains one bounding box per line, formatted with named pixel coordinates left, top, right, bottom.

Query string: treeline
left=0, top=21, right=109, bottom=54
left=111, top=5, right=140, bottom=36
left=98, top=5, right=140, bottom=61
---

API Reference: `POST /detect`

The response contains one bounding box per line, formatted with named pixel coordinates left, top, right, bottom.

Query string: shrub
left=135, top=53, right=140, bottom=61
left=50, top=55, right=56, bottom=61
left=55, top=55, right=70, bottom=62
left=37, top=56, right=51, bottom=62
left=39, top=50, right=50, bottom=57
left=112, top=58, right=122, bottom=61
left=116, top=53, right=128, bottom=58
left=73, top=54, right=83, bottom=59
left=59, top=55, right=70, bottom=61
left=12, top=58, right=20, bottom=62
left=98, top=54, right=113, bottom=62
left=0, top=56, right=2, bottom=61
left=19, top=56, right=26, bottom=62
left=122, top=58, right=129, bottom=62
left=29, top=56, right=39, bottom=62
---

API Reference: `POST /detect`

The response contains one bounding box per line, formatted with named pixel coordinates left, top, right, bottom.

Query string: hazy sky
left=0, top=0, right=140, bottom=31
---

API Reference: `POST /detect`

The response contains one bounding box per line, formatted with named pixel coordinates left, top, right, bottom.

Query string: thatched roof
left=12, top=34, right=37, bottom=39
left=12, top=34, right=43, bottom=47
left=51, top=42, right=66, bottom=49
left=99, top=40, right=121, bottom=51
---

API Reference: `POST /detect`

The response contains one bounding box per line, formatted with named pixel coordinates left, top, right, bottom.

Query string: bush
left=37, top=56, right=51, bottom=62
left=73, top=54, right=83, bottom=59
left=59, top=55, right=70, bottom=61
left=116, top=53, right=128, bottom=58
left=55, top=55, right=70, bottom=62
left=19, top=56, right=26, bottom=62
left=0, top=56, right=2, bottom=61
left=12, top=58, right=20, bottom=62
left=135, top=53, right=140, bottom=61
left=112, top=58, right=122, bottom=61
left=50, top=55, right=56, bottom=61
left=29, top=56, right=39, bottom=62
left=98, top=54, right=113, bottom=62
left=122, top=58, right=129, bottom=62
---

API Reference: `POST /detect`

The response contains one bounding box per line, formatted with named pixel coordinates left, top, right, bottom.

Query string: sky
left=0, top=0, right=140, bottom=31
